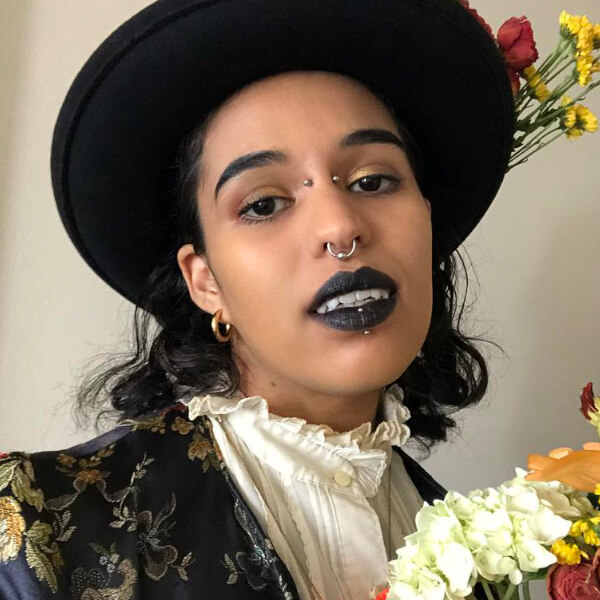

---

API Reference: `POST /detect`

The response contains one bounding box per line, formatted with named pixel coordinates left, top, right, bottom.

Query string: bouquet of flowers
left=457, top=1, right=600, bottom=171
left=371, top=6, right=600, bottom=598
left=375, top=381, right=600, bottom=600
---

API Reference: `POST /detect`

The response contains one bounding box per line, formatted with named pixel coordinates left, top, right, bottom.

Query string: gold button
left=333, top=471, right=353, bottom=487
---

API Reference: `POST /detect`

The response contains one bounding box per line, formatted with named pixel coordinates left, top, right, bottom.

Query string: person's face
left=178, top=70, right=433, bottom=398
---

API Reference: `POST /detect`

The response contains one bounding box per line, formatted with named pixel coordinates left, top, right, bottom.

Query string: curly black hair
left=70, top=80, right=503, bottom=457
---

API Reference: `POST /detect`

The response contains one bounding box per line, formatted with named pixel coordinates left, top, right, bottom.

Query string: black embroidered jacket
left=0, top=403, right=448, bottom=599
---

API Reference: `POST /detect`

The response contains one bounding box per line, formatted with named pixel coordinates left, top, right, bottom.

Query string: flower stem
left=510, top=125, right=561, bottom=161
left=507, top=129, right=565, bottom=171
left=535, top=79, right=600, bottom=127
left=536, top=39, right=570, bottom=80
left=544, top=56, right=573, bottom=87
left=481, top=581, right=497, bottom=600
left=501, top=583, right=516, bottom=600
left=521, top=581, right=532, bottom=600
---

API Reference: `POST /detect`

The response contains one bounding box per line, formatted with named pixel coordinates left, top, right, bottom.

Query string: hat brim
left=51, top=0, right=515, bottom=307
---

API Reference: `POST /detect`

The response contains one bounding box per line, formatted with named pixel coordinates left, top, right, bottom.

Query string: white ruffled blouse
left=179, top=383, right=424, bottom=600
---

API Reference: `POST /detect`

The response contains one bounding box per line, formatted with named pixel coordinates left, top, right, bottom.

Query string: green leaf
left=24, top=538, right=58, bottom=592
left=26, top=521, right=52, bottom=546
left=227, top=572, right=238, bottom=585
left=0, top=460, right=19, bottom=493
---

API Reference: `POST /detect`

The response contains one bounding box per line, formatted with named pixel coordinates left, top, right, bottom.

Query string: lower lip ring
left=309, top=294, right=398, bottom=331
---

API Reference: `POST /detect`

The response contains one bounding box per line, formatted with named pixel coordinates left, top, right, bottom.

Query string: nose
left=305, top=177, right=369, bottom=258
left=306, top=179, right=371, bottom=259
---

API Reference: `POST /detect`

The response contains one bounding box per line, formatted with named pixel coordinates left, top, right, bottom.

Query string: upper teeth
left=315, top=288, right=391, bottom=314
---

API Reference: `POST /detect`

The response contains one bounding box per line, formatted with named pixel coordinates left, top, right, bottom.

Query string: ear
left=177, top=244, right=230, bottom=320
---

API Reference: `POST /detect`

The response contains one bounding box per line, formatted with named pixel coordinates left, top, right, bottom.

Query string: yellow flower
left=568, top=518, right=600, bottom=546
left=576, top=52, right=595, bottom=87
left=595, top=483, right=600, bottom=495
left=560, top=96, right=598, bottom=137
left=551, top=539, right=589, bottom=565
left=560, top=11, right=578, bottom=37
left=594, top=24, right=600, bottom=50
left=0, top=496, right=25, bottom=562
left=584, top=528, right=600, bottom=546
left=577, top=104, right=599, bottom=132
left=522, top=66, right=550, bottom=102
left=577, top=22, right=595, bottom=55
left=569, top=519, right=588, bottom=536
left=561, top=96, right=577, bottom=129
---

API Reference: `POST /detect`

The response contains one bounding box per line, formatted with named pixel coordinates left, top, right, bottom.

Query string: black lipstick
left=307, top=266, right=398, bottom=331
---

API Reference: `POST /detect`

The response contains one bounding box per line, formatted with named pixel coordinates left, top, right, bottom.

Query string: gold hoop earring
left=211, top=309, right=233, bottom=342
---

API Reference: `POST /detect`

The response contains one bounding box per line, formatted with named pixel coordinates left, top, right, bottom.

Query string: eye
left=237, top=196, right=291, bottom=225
left=236, top=173, right=402, bottom=225
left=348, top=173, right=401, bottom=193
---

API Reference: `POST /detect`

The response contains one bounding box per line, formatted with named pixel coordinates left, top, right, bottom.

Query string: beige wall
left=1, top=0, right=599, bottom=518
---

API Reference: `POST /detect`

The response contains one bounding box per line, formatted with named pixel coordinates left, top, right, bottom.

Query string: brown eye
left=237, top=196, right=291, bottom=225
left=348, top=173, right=400, bottom=193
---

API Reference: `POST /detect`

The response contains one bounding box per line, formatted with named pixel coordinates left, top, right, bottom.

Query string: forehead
left=201, top=71, right=400, bottom=172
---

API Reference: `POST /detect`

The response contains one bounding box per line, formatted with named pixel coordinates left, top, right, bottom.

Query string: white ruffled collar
left=179, top=383, right=411, bottom=452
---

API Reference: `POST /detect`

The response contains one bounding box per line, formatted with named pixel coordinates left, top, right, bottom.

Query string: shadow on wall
left=0, top=1, right=31, bottom=317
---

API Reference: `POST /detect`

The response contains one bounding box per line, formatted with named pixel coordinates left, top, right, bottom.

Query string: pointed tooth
left=317, top=304, right=327, bottom=314
left=356, top=289, right=371, bottom=301
left=326, top=297, right=339, bottom=310
left=382, top=289, right=390, bottom=299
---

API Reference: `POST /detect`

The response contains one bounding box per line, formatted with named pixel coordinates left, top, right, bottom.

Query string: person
left=0, top=0, right=515, bottom=598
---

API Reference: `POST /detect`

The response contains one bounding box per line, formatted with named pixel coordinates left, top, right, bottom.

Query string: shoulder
left=0, top=404, right=224, bottom=597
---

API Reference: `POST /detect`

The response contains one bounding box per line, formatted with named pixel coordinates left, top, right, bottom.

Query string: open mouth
left=307, top=266, right=398, bottom=331
left=311, top=287, right=394, bottom=314
left=307, top=265, right=398, bottom=314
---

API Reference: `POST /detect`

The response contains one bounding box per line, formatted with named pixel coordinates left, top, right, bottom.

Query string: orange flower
left=526, top=444, right=600, bottom=492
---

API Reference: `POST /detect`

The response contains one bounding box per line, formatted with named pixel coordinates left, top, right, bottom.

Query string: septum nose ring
left=326, top=238, right=356, bottom=260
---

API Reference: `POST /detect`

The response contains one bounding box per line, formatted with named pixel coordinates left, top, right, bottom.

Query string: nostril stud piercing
left=303, top=179, right=313, bottom=186
left=332, top=175, right=340, bottom=183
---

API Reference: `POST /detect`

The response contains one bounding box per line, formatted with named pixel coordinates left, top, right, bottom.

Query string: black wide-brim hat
left=51, top=0, right=515, bottom=308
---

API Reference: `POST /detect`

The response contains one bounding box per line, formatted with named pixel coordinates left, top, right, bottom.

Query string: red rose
left=581, top=382, right=597, bottom=420
left=457, top=0, right=494, bottom=39
left=497, top=16, right=539, bottom=72
left=547, top=562, right=600, bottom=600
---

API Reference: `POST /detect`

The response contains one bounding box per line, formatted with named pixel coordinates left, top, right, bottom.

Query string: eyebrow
left=213, top=128, right=406, bottom=202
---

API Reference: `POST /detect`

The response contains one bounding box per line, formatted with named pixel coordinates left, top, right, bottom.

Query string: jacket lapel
left=217, top=430, right=447, bottom=599
left=393, top=445, right=447, bottom=503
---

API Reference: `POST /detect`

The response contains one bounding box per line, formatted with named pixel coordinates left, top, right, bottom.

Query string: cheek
left=216, top=237, right=296, bottom=328
left=387, top=205, right=433, bottom=313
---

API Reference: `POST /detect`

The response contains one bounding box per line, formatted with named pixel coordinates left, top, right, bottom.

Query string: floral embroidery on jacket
left=171, top=415, right=220, bottom=470
left=0, top=403, right=445, bottom=599
left=0, top=406, right=203, bottom=595
left=0, top=453, right=64, bottom=591
left=70, top=542, right=137, bottom=600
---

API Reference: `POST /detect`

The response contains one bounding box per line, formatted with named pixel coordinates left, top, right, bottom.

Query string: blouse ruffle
left=183, top=382, right=411, bottom=452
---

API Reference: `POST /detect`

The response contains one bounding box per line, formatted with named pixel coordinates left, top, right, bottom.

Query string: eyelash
left=236, top=173, right=402, bottom=225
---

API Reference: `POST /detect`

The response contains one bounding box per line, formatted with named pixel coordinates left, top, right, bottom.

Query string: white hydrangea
left=386, top=468, right=591, bottom=600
